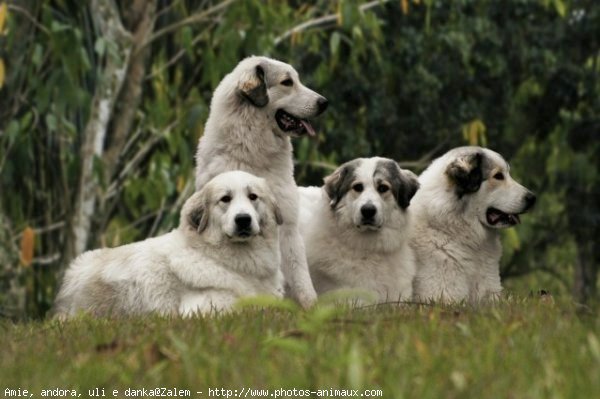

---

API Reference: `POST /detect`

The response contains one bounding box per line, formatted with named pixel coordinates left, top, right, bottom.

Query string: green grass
left=1, top=297, right=599, bottom=399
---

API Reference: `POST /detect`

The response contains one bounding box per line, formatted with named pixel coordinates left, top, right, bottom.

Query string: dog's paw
left=294, top=287, right=318, bottom=309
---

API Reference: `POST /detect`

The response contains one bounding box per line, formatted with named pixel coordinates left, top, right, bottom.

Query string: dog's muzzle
left=275, top=96, right=327, bottom=137
left=316, top=96, right=328, bottom=115
left=357, top=204, right=380, bottom=230
left=234, top=213, right=253, bottom=237
left=486, top=191, right=536, bottom=228
left=275, top=110, right=316, bottom=136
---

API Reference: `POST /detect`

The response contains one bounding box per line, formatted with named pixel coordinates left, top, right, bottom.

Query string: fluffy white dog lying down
left=53, top=171, right=284, bottom=318
left=410, top=146, right=536, bottom=304
left=298, top=157, right=420, bottom=303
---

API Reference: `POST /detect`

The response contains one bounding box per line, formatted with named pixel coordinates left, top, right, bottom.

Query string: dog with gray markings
left=53, top=171, right=284, bottom=318
left=410, top=146, right=536, bottom=303
left=195, top=56, right=328, bottom=308
left=298, top=157, right=419, bottom=303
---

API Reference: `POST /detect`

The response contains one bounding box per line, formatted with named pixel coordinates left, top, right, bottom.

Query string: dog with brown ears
left=298, top=157, right=420, bottom=303
left=410, top=147, right=536, bottom=304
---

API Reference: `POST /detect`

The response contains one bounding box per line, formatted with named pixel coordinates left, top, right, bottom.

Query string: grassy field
left=1, top=297, right=599, bottom=399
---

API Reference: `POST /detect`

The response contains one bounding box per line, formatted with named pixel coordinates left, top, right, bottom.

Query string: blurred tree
left=0, top=0, right=597, bottom=318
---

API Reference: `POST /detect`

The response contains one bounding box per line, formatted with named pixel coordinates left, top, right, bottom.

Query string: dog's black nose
left=316, top=96, right=328, bottom=115
left=524, top=192, right=537, bottom=211
left=360, top=204, right=377, bottom=219
left=235, top=214, right=252, bottom=229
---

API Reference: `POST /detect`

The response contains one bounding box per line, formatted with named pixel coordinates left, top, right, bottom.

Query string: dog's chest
left=315, top=247, right=401, bottom=286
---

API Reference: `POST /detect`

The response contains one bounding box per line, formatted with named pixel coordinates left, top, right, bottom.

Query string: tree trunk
left=103, top=0, right=157, bottom=182
left=66, top=0, right=132, bottom=262
left=0, top=213, right=24, bottom=319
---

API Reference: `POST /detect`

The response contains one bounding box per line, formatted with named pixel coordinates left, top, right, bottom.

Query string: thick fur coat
left=299, top=157, right=419, bottom=303
left=53, top=171, right=284, bottom=317
left=410, top=147, right=536, bottom=303
left=194, top=56, right=328, bottom=308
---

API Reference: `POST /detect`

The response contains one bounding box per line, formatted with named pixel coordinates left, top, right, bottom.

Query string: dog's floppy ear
left=445, top=152, right=484, bottom=198
left=187, top=206, right=209, bottom=233
left=270, top=199, right=284, bottom=226
left=258, top=182, right=284, bottom=226
left=324, top=161, right=357, bottom=209
left=265, top=190, right=284, bottom=226
left=237, top=63, right=269, bottom=108
left=184, top=192, right=210, bottom=233
left=381, top=160, right=420, bottom=209
left=396, top=168, right=420, bottom=209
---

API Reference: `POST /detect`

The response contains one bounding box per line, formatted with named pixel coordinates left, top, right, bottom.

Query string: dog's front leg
left=279, top=224, right=317, bottom=308
left=178, top=290, right=238, bottom=317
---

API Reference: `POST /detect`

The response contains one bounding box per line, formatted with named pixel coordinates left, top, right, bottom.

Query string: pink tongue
left=300, top=120, right=316, bottom=137
left=489, top=213, right=500, bottom=223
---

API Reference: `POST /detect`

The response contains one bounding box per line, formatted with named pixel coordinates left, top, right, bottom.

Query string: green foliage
left=0, top=0, right=598, bottom=318
left=271, top=0, right=600, bottom=302
left=1, top=300, right=600, bottom=396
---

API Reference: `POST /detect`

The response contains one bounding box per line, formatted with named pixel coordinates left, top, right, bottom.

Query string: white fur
left=299, top=158, right=418, bottom=303
left=195, top=56, right=328, bottom=308
left=53, top=171, right=284, bottom=318
left=410, top=146, right=535, bottom=303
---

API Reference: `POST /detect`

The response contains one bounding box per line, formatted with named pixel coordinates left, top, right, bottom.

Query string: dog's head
left=323, top=157, right=419, bottom=232
left=433, top=146, right=536, bottom=229
left=233, top=56, right=328, bottom=137
left=181, top=171, right=282, bottom=243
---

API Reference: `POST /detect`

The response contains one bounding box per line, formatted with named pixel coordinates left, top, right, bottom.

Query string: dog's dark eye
left=248, top=193, right=258, bottom=201
left=281, top=79, right=293, bottom=87
left=377, top=184, right=390, bottom=193
left=352, top=183, right=364, bottom=193
left=220, top=195, right=232, bottom=203
left=493, top=172, right=505, bottom=180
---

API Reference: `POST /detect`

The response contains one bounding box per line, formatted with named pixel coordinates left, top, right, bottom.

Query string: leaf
left=401, top=0, right=409, bottom=15
left=0, top=2, right=7, bottom=33
left=0, top=58, right=5, bottom=89
left=176, top=175, right=186, bottom=193
left=50, top=20, right=70, bottom=32
left=504, top=228, right=521, bottom=251
left=32, top=44, right=43, bottom=67
left=20, top=227, right=35, bottom=267
left=340, top=0, right=358, bottom=29
left=6, top=119, right=19, bottom=144
left=330, top=32, right=341, bottom=57
left=181, top=26, right=193, bottom=56
left=553, top=0, right=566, bottom=17
left=347, top=343, right=364, bottom=390
left=588, top=333, right=600, bottom=362
left=45, top=114, right=57, bottom=131
left=94, top=37, right=106, bottom=57
left=462, top=118, right=486, bottom=146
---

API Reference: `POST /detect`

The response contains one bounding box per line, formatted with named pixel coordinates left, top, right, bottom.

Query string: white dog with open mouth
left=298, top=157, right=420, bottom=303
left=195, top=56, right=328, bottom=308
left=53, top=171, right=284, bottom=318
left=410, top=147, right=536, bottom=303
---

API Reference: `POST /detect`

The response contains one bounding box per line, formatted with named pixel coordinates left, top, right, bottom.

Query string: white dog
left=53, top=171, right=284, bottom=318
left=410, top=146, right=536, bottom=303
left=195, top=56, right=328, bottom=308
left=298, top=157, right=420, bottom=303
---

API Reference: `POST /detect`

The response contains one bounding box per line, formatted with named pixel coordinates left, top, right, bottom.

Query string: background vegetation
left=0, top=0, right=598, bottom=319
